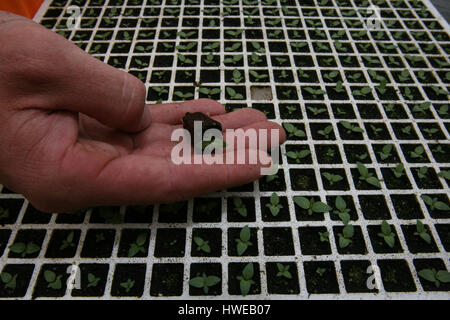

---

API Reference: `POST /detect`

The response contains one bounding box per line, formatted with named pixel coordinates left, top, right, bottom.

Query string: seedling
left=237, top=263, right=255, bottom=297
left=357, top=162, right=381, bottom=188
left=323, top=71, right=339, bottom=82
left=0, top=207, right=9, bottom=220
left=283, top=123, right=306, bottom=138
left=293, top=197, right=332, bottom=216
left=409, top=146, right=425, bottom=159
left=377, top=220, right=396, bottom=248
left=229, top=69, right=243, bottom=84
left=177, top=53, right=194, bottom=65
left=421, top=195, right=450, bottom=211
left=322, top=172, right=343, bottom=185
left=303, top=87, right=327, bottom=99
left=0, top=272, right=17, bottom=290
left=226, top=87, right=244, bottom=100
left=370, top=125, right=383, bottom=136
left=416, top=166, right=428, bottom=179
left=152, top=86, right=168, bottom=97
left=9, top=241, right=41, bottom=257
left=314, top=41, right=329, bottom=51
left=189, top=273, right=221, bottom=294
left=44, top=270, right=62, bottom=290
left=203, top=53, right=216, bottom=65
left=276, top=263, right=292, bottom=279
left=60, top=231, right=75, bottom=251
left=333, top=196, right=351, bottom=225
left=236, top=225, right=252, bottom=256
left=334, top=40, right=347, bottom=52
left=176, top=42, right=196, bottom=51
left=233, top=197, right=248, bottom=217
left=414, top=220, right=431, bottom=244
left=317, top=125, right=333, bottom=139
left=362, top=56, right=380, bottom=66
left=431, top=85, right=449, bottom=96
left=413, top=102, right=431, bottom=115
left=338, top=224, right=354, bottom=248
left=339, top=121, right=364, bottom=134
left=120, top=279, right=135, bottom=293
left=87, top=273, right=100, bottom=288
left=250, top=52, right=263, bottom=64
left=316, top=267, right=326, bottom=277
left=225, top=30, right=243, bottom=38
left=297, top=69, right=310, bottom=79
left=174, top=91, right=194, bottom=100
left=391, top=163, right=405, bottom=178
left=194, top=237, right=211, bottom=253
left=249, top=70, right=268, bottom=81
left=128, top=233, right=148, bottom=257
left=224, top=54, right=243, bottom=65
left=198, top=87, right=221, bottom=98
left=318, top=231, right=330, bottom=243
left=347, top=72, right=362, bottom=82
left=401, top=125, right=412, bottom=135
left=418, top=269, right=450, bottom=288
left=352, top=86, right=371, bottom=98
left=265, top=193, right=283, bottom=217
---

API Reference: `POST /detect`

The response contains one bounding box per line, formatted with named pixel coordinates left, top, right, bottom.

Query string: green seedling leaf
left=233, top=197, right=247, bottom=217
left=276, top=263, right=292, bottom=279
left=378, top=220, right=396, bottom=248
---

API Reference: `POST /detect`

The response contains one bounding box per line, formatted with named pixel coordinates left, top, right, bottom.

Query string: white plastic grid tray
left=0, top=0, right=448, bottom=299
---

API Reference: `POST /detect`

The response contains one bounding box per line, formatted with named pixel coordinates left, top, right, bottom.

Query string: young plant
left=87, top=273, right=101, bottom=288
left=291, top=42, right=308, bottom=52
left=128, top=233, right=148, bottom=257
left=60, top=231, right=75, bottom=251
left=338, top=224, right=354, bottom=248
left=303, top=87, right=327, bottom=99
left=0, top=206, right=9, bottom=220
left=418, top=269, right=450, bottom=288
left=236, top=225, right=252, bottom=256
left=339, top=120, right=364, bottom=134
left=233, top=197, right=247, bottom=217
left=224, top=54, right=243, bottom=65
left=44, top=270, right=62, bottom=290
left=317, top=125, right=333, bottom=139
left=322, top=172, right=343, bottom=185
left=174, top=91, right=194, bottom=100
left=286, top=149, right=311, bottom=163
left=318, top=231, right=330, bottom=243
left=416, top=166, right=428, bottom=179
left=293, top=197, right=332, bottom=216
left=189, top=273, right=221, bottom=294
left=177, top=53, right=194, bottom=65
left=276, top=263, right=292, bottom=279
left=283, top=123, right=306, bottom=138
left=226, top=87, right=244, bottom=100
left=198, top=87, right=221, bottom=98
left=194, top=236, right=211, bottom=253
left=414, top=220, right=431, bottom=244
left=333, top=196, right=351, bottom=225
left=316, top=267, right=326, bottom=277
left=9, top=241, right=41, bottom=257
left=391, top=163, right=405, bottom=178
left=249, top=70, right=268, bottom=81
left=377, top=220, right=396, bottom=248
left=409, top=146, right=425, bottom=159
left=237, top=263, right=255, bottom=297
left=357, top=162, right=381, bottom=188
left=232, top=69, right=243, bottom=84
left=421, top=195, right=450, bottom=211
left=265, top=193, right=283, bottom=217
left=120, top=279, right=135, bottom=293
left=0, top=272, right=17, bottom=290
left=438, top=170, right=450, bottom=180
left=352, top=86, right=371, bottom=98
left=413, top=102, right=431, bottom=115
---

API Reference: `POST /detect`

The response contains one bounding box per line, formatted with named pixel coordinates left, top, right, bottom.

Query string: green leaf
left=136, top=233, right=147, bottom=246
left=189, top=277, right=205, bottom=288
left=240, top=225, right=251, bottom=243
left=48, top=276, right=62, bottom=290
left=128, top=243, right=140, bottom=257
left=205, top=275, right=221, bottom=287
left=381, top=220, right=391, bottom=235
left=9, top=242, right=26, bottom=254
left=339, top=211, right=351, bottom=225
left=434, top=201, right=450, bottom=211
left=339, top=236, right=352, bottom=248
left=436, top=271, right=450, bottom=283
left=343, top=224, right=354, bottom=238
left=0, top=272, right=12, bottom=284
left=335, top=196, right=346, bottom=212
left=293, top=196, right=310, bottom=210
left=311, top=201, right=332, bottom=213
left=44, top=270, right=56, bottom=283
left=366, top=176, right=381, bottom=188
left=357, top=162, right=369, bottom=177
left=242, top=263, right=254, bottom=280
left=240, top=279, right=252, bottom=296
left=418, top=269, right=436, bottom=283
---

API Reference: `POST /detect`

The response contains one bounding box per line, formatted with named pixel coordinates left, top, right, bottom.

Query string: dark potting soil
left=227, top=197, right=256, bottom=223
left=262, top=227, right=295, bottom=256
left=410, top=167, right=443, bottom=189
left=258, top=169, right=287, bottom=192
left=401, top=224, right=439, bottom=254
left=154, top=228, right=186, bottom=257
left=192, top=198, right=222, bottom=223
left=289, top=169, right=318, bottom=191
left=314, top=144, right=343, bottom=164
left=303, top=261, right=340, bottom=294
left=0, top=199, right=24, bottom=225
left=390, top=194, right=424, bottom=220
left=434, top=224, right=450, bottom=251
left=340, top=260, right=378, bottom=293
left=21, top=205, right=52, bottom=224
left=359, top=195, right=391, bottom=220
left=124, top=205, right=153, bottom=223
left=380, top=168, right=413, bottom=190
left=150, top=263, right=184, bottom=297
left=377, top=259, right=416, bottom=292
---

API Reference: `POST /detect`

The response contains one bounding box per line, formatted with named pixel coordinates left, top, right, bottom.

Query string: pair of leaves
left=276, top=263, right=292, bottom=279
left=233, top=197, right=247, bottom=217
left=237, top=263, right=255, bottom=296
left=283, top=123, right=305, bottom=138
left=0, top=272, right=17, bottom=290
left=293, top=197, right=331, bottom=216
left=189, top=273, right=221, bottom=294
left=265, top=193, right=283, bottom=216
left=44, top=270, right=62, bottom=290
left=128, top=233, right=148, bottom=257
left=418, top=269, right=450, bottom=288
left=194, top=237, right=211, bottom=253
left=9, top=242, right=41, bottom=258
left=357, top=162, right=381, bottom=188
left=338, top=224, right=354, bottom=248
left=377, top=220, right=396, bottom=248
left=236, top=226, right=252, bottom=256
left=334, top=196, right=351, bottom=225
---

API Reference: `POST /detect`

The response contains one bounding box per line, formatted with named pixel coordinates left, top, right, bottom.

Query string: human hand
left=0, top=11, right=286, bottom=213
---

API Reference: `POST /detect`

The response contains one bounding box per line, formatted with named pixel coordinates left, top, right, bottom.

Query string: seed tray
left=0, top=0, right=449, bottom=299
